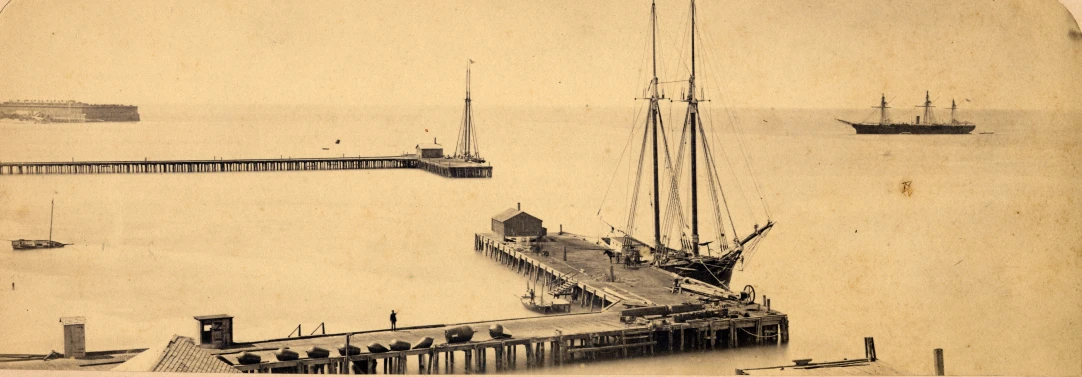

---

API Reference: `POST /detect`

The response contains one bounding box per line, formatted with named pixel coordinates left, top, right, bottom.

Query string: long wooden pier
left=0, top=155, right=491, bottom=178
left=211, top=233, right=787, bottom=374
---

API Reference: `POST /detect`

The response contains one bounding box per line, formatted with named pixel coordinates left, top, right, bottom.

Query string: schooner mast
left=605, top=0, right=774, bottom=288
left=649, top=1, right=663, bottom=258
left=454, top=59, right=482, bottom=162
left=619, top=1, right=666, bottom=264
left=673, top=0, right=773, bottom=265
left=686, top=0, right=701, bottom=257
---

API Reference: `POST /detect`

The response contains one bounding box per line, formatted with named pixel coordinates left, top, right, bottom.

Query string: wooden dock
left=210, top=233, right=787, bottom=374
left=0, top=155, right=491, bottom=179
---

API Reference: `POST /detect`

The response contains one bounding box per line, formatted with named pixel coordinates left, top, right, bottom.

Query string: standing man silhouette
left=390, top=310, right=397, bottom=331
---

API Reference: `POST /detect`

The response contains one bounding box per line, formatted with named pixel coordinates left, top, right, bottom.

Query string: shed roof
left=113, top=335, right=239, bottom=373
left=492, top=208, right=540, bottom=223
left=59, top=316, right=86, bottom=325
left=416, top=143, right=443, bottom=149
left=193, top=314, right=233, bottom=321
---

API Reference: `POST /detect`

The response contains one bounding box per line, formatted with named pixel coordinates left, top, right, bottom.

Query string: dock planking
left=0, top=155, right=491, bottom=179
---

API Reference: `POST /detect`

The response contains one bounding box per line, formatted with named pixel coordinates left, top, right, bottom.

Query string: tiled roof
left=150, top=336, right=239, bottom=373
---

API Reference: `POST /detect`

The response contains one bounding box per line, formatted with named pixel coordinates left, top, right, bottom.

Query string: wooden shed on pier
left=416, top=143, right=444, bottom=159
left=492, top=204, right=545, bottom=240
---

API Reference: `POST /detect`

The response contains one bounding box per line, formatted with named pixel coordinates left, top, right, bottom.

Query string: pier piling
left=0, top=155, right=491, bottom=179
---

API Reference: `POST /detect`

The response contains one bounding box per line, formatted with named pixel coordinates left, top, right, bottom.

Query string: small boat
left=12, top=199, right=71, bottom=250
left=412, top=337, right=434, bottom=349
left=488, top=324, right=512, bottom=340
left=366, top=342, right=390, bottom=353
left=520, top=295, right=552, bottom=314
left=236, top=352, right=262, bottom=365
left=306, top=346, right=330, bottom=359
left=338, top=343, right=361, bottom=356
left=274, top=347, right=299, bottom=361
left=519, top=281, right=552, bottom=314
left=388, top=339, right=411, bottom=351
left=444, top=325, right=475, bottom=344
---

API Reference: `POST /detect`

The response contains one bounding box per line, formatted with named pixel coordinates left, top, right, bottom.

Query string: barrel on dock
left=306, top=346, right=330, bottom=359
left=237, top=352, right=262, bottom=365
left=338, top=343, right=361, bottom=356
left=412, top=337, right=434, bottom=349
left=366, top=342, right=390, bottom=353
left=274, top=347, right=299, bottom=362
left=489, top=324, right=512, bottom=339
left=388, top=339, right=411, bottom=351
left=444, top=325, right=475, bottom=344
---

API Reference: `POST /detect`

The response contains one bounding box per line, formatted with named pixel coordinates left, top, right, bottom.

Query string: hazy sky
left=0, top=0, right=1079, bottom=110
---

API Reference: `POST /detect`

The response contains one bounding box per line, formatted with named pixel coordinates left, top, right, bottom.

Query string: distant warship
left=837, top=92, right=975, bottom=134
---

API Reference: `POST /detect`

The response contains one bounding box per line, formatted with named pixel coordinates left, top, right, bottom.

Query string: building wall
left=417, top=148, right=443, bottom=158
left=83, top=106, right=140, bottom=122
left=0, top=103, right=139, bottom=122
left=496, top=214, right=543, bottom=238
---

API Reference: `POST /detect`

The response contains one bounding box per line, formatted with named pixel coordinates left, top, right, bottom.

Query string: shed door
left=65, top=325, right=85, bottom=356
left=211, top=321, right=224, bottom=347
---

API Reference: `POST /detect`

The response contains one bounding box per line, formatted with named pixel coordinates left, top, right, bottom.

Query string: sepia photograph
left=1, top=0, right=1080, bottom=375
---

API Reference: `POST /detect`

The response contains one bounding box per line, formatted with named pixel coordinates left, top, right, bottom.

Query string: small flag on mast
left=469, top=59, right=475, bottom=64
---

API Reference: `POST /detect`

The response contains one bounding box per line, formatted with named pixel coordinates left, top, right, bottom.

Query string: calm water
left=0, top=104, right=1079, bottom=375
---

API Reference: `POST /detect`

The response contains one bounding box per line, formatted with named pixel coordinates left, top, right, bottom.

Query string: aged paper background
left=1, top=0, right=1080, bottom=376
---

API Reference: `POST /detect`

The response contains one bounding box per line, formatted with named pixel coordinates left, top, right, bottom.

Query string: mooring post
left=934, top=348, right=945, bottom=376
left=865, top=337, right=877, bottom=361
left=610, top=264, right=615, bottom=282
left=563, top=246, right=567, bottom=261
left=343, top=332, right=355, bottom=374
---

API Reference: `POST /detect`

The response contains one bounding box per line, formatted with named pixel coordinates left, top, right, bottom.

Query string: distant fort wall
left=0, top=100, right=139, bottom=122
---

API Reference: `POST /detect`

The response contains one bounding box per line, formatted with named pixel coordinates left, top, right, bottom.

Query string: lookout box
left=60, top=316, right=86, bottom=359
left=194, top=314, right=233, bottom=349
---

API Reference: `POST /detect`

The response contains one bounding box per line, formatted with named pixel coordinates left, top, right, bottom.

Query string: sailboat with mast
left=452, top=59, right=485, bottom=163
left=11, top=199, right=71, bottom=250
left=600, top=0, right=773, bottom=290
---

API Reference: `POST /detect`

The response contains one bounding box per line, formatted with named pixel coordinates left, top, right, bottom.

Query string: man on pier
left=390, top=310, right=397, bottom=331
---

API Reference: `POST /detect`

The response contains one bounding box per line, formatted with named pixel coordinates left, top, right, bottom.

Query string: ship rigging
left=453, top=59, right=484, bottom=163
left=598, top=0, right=774, bottom=290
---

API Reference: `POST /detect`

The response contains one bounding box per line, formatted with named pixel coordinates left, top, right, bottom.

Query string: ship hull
left=851, top=123, right=975, bottom=134
left=657, top=259, right=737, bottom=289
left=11, top=239, right=67, bottom=250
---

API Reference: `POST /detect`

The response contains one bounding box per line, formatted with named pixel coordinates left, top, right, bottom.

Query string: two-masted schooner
left=11, top=199, right=71, bottom=250
left=600, top=0, right=773, bottom=290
